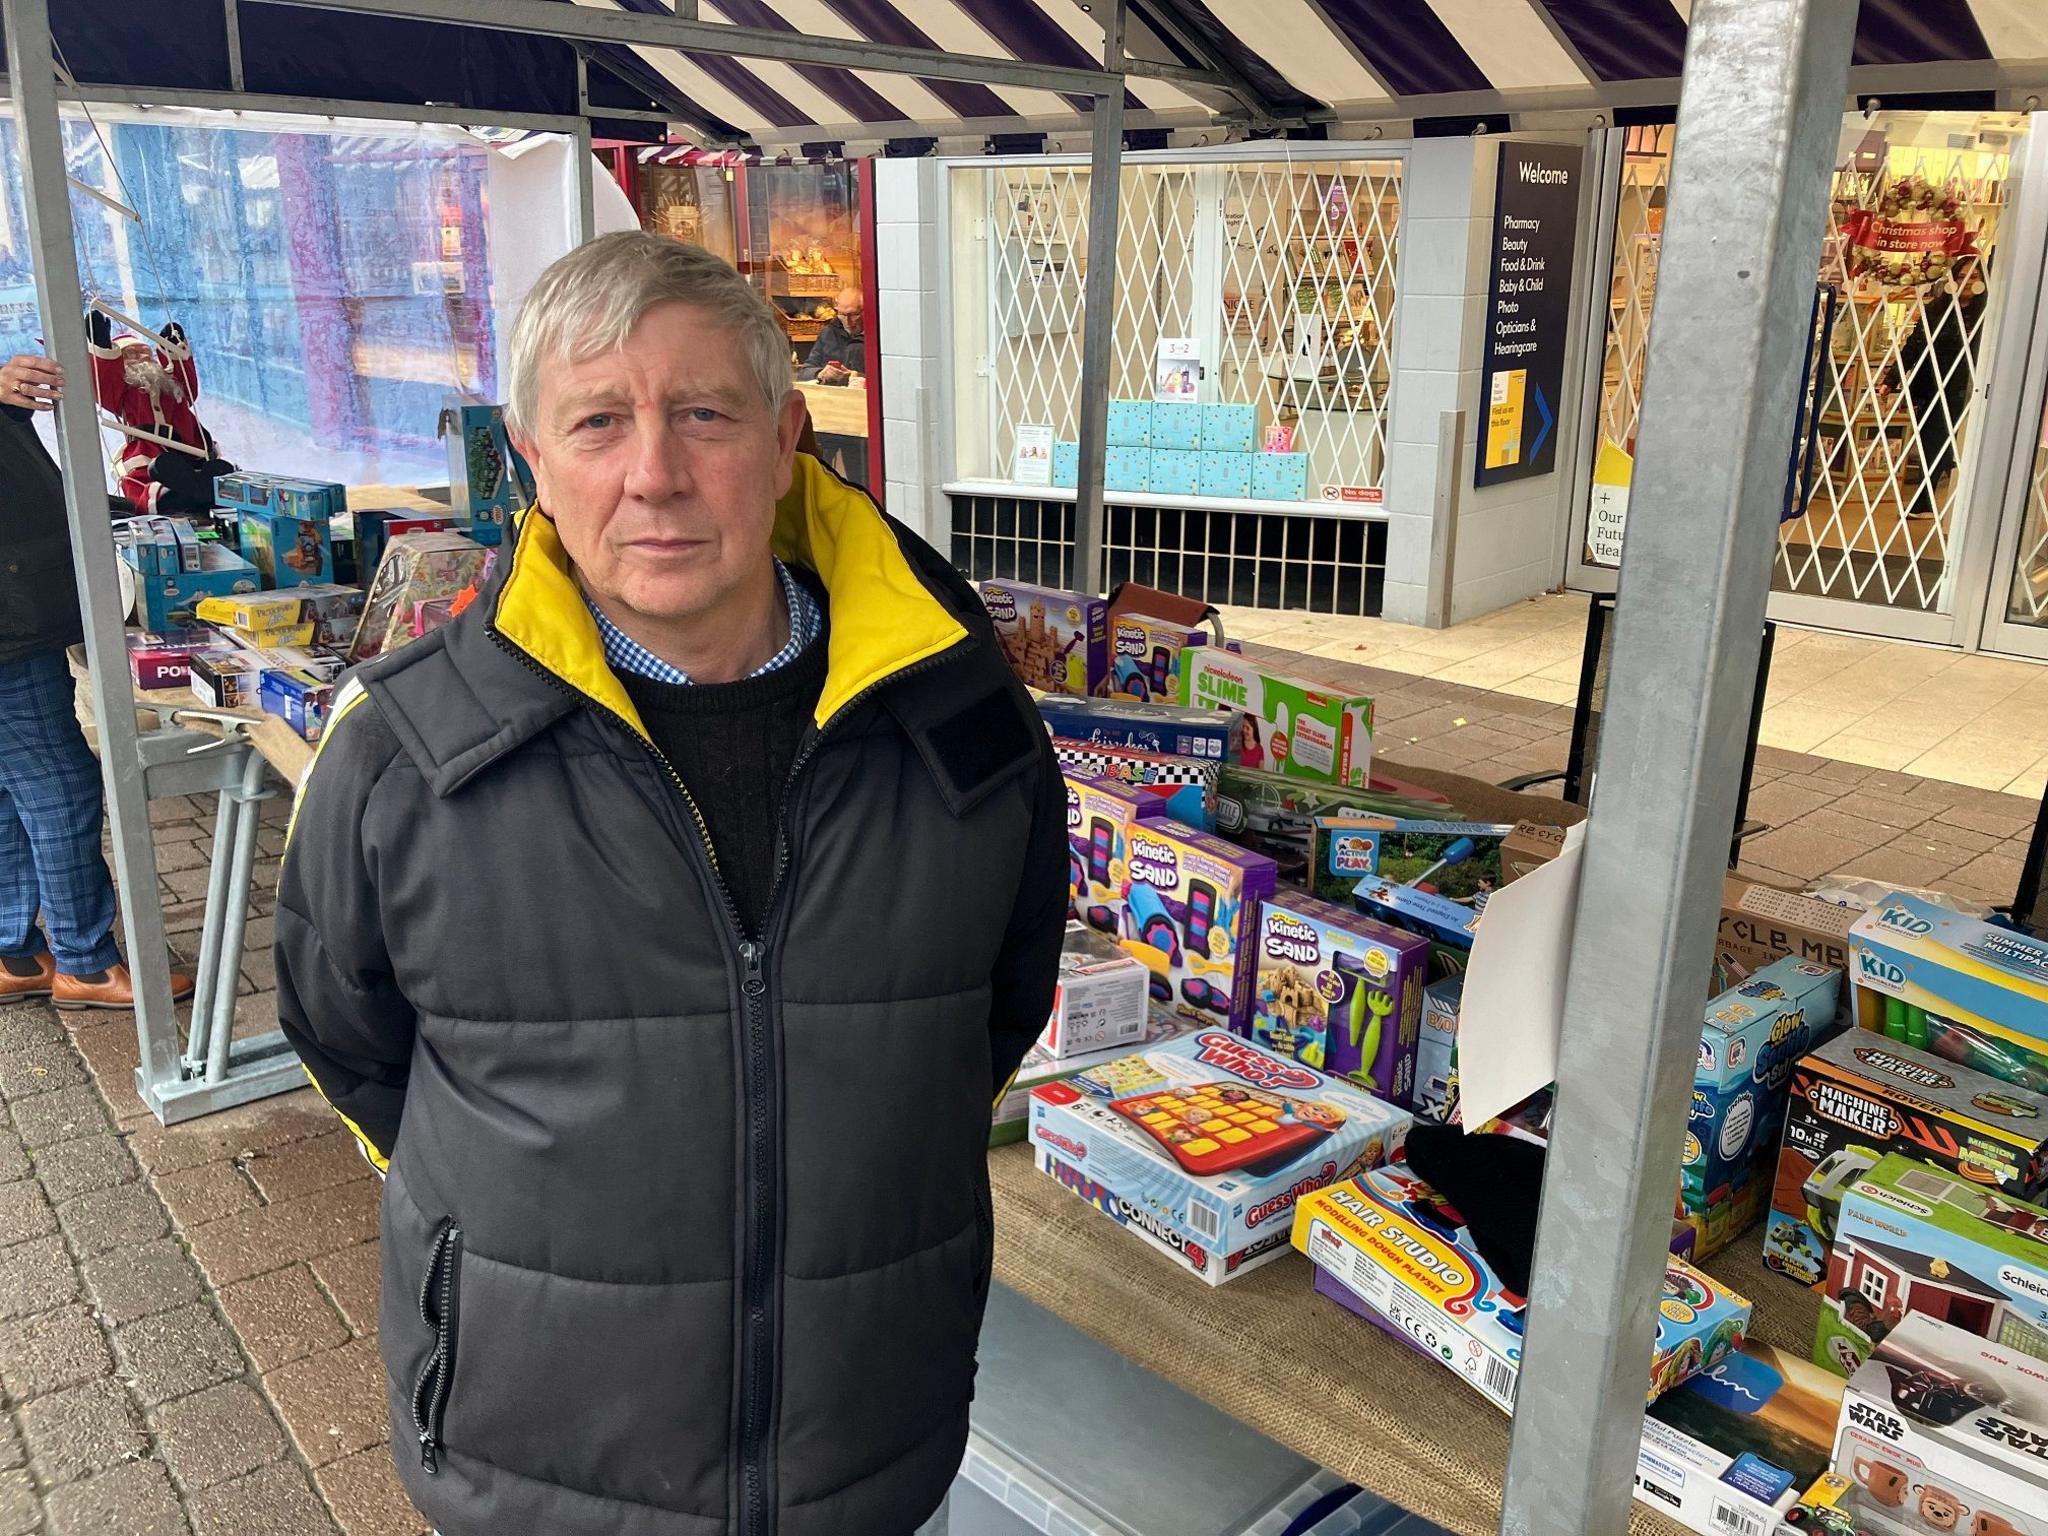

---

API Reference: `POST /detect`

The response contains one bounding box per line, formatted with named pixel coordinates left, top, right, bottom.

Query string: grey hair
left=504, top=231, right=794, bottom=437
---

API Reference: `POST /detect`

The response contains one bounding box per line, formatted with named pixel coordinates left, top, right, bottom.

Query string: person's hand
left=818, top=360, right=850, bottom=384
left=0, top=354, right=63, bottom=411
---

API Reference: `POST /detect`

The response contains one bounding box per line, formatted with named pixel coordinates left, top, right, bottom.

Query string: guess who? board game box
left=1817, top=1152, right=2048, bottom=1379
left=1029, top=1032, right=1412, bottom=1286
left=1293, top=1165, right=1750, bottom=1413
left=991, top=1007, right=1198, bottom=1147
left=1119, top=821, right=1277, bottom=1032
left=1180, top=651, right=1374, bottom=788
left=1764, top=1031, right=2048, bottom=1291
left=1248, top=893, right=1430, bottom=1105
left=982, top=581, right=1109, bottom=697
left=1831, top=1311, right=2048, bottom=1536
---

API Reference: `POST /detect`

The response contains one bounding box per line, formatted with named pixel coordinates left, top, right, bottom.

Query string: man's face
left=840, top=297, right=864, bottom=336
left=516, top=301, right=805, bottom=630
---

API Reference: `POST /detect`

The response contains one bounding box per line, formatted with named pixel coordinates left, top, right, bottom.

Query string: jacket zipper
left=489, top=623, right=969, bottom=1536
left=412, top=1220, right=463, bottom=1473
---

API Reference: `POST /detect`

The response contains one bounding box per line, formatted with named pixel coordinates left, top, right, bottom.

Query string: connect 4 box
left=1850, top=892, right=2048, bottom=1079
left=981, top=581, right=1108, bottom=697
left=1118, top=820, right=1277, bottom=1032
left=1247, top=893, right=1429, bottom=1105
left=1764, top=1030, right=2048, bottom=1290
left=1180, top=650, right=1374, bottom=788
left=1030, top=1031, right=1412, bottom=1285
left=1064, top=773, right=1166, bottom=937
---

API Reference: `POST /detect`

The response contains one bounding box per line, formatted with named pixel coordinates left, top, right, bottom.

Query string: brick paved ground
left=0, top=649, right=2034, bottom=1533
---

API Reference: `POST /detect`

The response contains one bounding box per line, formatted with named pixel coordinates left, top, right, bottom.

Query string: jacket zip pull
left=740, top=941, right=767, bottom=996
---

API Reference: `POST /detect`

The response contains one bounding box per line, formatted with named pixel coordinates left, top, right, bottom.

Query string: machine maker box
left=1030, top=1030, right=1411, bottom=1285
left=1764, top=1030, right=2048, bottom=1290
left=1247, top=892, right=1428, bottom=1105
left=1180, top=650, right=1374, bottom=787
left=982, top=580, right=1108, bottom=697
left=1850, top=892, right=2048, bottom=1077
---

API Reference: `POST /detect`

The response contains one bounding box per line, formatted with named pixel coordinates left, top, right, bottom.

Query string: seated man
left=797, top=285, right=865, bottom=384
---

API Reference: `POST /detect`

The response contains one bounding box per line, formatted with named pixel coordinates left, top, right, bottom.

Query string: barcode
left=1483, top=1355, right=1517, bottom=1406
left=1186, top=1200, right=1221, bottom=1242
left=1711, top=1498, right=1764, bottom=1536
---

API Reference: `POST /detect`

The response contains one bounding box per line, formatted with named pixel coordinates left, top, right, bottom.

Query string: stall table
left=798, top=380, right=870, bottom=487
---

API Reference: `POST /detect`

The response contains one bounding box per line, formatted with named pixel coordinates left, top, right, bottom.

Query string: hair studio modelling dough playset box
left=1030, top=1031, right=1412, bottom=1286
left=1764, top=1030, right=2048, bottom=1291
left=981, top=581, right=1109, bottom=697
left=1247, top=893, right=1429, bottom=1105
left=1831, top=1311, right=2048, bottom=1536
left=1179, top=651, right=1374, bottom=788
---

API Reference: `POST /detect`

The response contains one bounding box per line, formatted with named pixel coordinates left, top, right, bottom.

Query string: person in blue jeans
left=0, top=351, right=191, bottom=1010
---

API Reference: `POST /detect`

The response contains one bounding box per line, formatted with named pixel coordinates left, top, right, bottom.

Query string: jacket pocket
left=0, top=532, right=80, bottom=647
left=411, top=1220, right=463, bottom=1474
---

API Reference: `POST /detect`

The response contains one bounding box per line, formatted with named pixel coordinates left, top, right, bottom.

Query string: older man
left=796, top=285, right=865, bottom=384
left=274, top=232, right=1065, bottom=1536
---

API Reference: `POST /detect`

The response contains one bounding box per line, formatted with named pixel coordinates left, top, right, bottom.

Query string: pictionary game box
left=1030, top=1031, right=1411, bottom=1285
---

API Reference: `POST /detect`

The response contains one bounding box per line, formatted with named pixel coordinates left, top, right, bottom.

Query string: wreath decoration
left=1840, top=173, right=1976, bottom=287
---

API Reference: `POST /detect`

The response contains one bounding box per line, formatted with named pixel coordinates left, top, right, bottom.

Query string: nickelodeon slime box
left=1030, top=1031, right=1411, bottom=1286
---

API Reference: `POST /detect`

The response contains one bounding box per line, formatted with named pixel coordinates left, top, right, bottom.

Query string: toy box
left=353, top=510, right=454, bottom=592
left=1107, top=610, right=1222, bottom=705
left=1831, top=1312, right=2048, bottom=1536
left=1118, top=820, right=1277, bottom=1031
left=1200, top=403, right=1257, bottom=454
left=1052, top=441, right=1080, bottom=489
left=1252, top=452, right=1309, bottom=501
left=991, top=1008, right=1198, bottom=1146
left=1210, top=765, right=1457, bottom=887
left=1036, top=695, right=1240, bottom=763
left=350, top=532, right=492, bottom=664
left=1248, top=893, right=1429, bottom=1104
left=1030, top=1030, right=1412, bottom=1286
left=1313, top=818, right=1515, bottom=912
left=1850, top=893, right=2048, bottom=1079
left=1765, top=1031, right=2048, bottom=1291
left=1293, top=1165, right=1751, bottom=1412
left=1415, top=977, right=1462, bottom=1122
left=258, top=667, right=333, bottom=743
left=1721, top=875, right=1859, bottom=1022
left=114, top=513, right=201, bottom=576
left=194, top=585, right=364, bottom=648
left=1817, top=1153, right=2048, bottom=1378
left=1044, top=923, right=1150, bottom=1060
left=439, top=397, right=533, bottom=545
left=1180, top=651, right=1374, bottom=787
left=188, top=651, right=263, bottom=711
left=1150, top=401, right=1202, bottom=452
left=1106, top=399, right=1151, bottom=449
left=1052, top=739, right=1215, bottom=832
left=1684, top=958, right=1844, bottom=1258
left=227, top=477, right=342, bottom=589
left=116, top=527, right=262, bottom=631
left=1147, top=448, right=1202, bottom=497
left=1104, top=445, right=1149, bottom=493
left=126, top=627, right=219, bottom=691
left=1064, top=772, right=1168, bottom=936
left=1196, top=451, right=1254, bottom=499
left=982, top=581, right=1108, bottom=697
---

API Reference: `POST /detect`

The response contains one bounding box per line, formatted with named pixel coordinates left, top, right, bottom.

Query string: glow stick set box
left=1850, top=893, right=2048, bottom=1076
left=1832, top=1311, right=2048, bottom=1536
left=1179, top=650, right=1374, bottom=787
left=981, top=581, right=1108, bottom=697
left=1292, top=1165, right=1750, bottom=1413
left=1029, top=1031, right=1411, bottom=1286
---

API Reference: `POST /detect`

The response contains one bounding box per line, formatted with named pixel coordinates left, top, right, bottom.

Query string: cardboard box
left=258, top=667, right=333, bottom=742
left=1818, top=1152, right=2048, bottom=1377
left=1312, top=818, right=1515, bottom=910
left=194, top=585, right=364, bottom=644
left=1252, top=452, right=1309, bottom=501
left=234, top=495, right=341, bottom=589
left=1036, top=695, right=1239, bottom=763
left=1502, top=819, right=1569, bottom=882
left=1044, top=924, right=1150, bottom=1060
left=1415, top=977, right=1461, bottom=1122
left=1030, top=1031, right=1412, bottom=1285
left=1248, top=893, right=1430, bottom=1104
left=1196, top=451, right=1254, bottom=498
left=119, top=539, right=263, bottom=631
left=1850, top=893, right=2048, bottom=1075
left=1200, top=403, right=1257, bottom=454
left=1764, top=1030, right=2048, bottom=1290
left=350, top=532, right=492, bottom=664
left=992, top=1010, right=1200, bottom=1146
left=1052, top=739, right=1216, bottom=833
left=1052, top=441, right=1080, bottom=489
left=1119, top=821, right=1277, bottom=1032
left=125, top=627, right=219, bottom=691
left=1719, top=875, right=1860, bottom=1025
left=188, top=652, right=263, bottom=711
left=1063, top=772, right=1168, bottom=938
left=353, top=509, right=454, bottom=591
left=439, top=397, right=532, bottom=545
left=1107, top=611, right=1218, bottom=706
left=1832, top=1312, right=2048, bottom=1536
left=1147, top=448, right=1202, bottom=496
left=1104, top=445, right=1150, bottom=492
left=1180, top=651, right=1374, bottom=787
left=1106, top=399, right=1151, bottom=448
left=982, top=581, right=1108, bottom=697
left=1294, top=1165, right=1750, bottom=1412
left=1209, top=765, right=1458, bottom=888
left=1149, top=400, right=1202, bottom=451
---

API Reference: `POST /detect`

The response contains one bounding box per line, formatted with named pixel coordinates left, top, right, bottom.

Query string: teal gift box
left=1197, top=451, right=1254, bottom=498
left=1148, top=449, right=1202, bottom=496
left=1200, top=403, right=1257, bottom=453
left=1104, top=445, right=1150, bottom=493
left=1252, top=452, right=1310, bottom=501
left=1053, top=441, right=1080, bottom=489
left=1150, top=401, right=1202, bottom=451
left=1107, top=400, right=1152, bottom=449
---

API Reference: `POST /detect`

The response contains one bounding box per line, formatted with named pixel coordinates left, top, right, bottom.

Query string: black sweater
left=0, top=403, right=83, bottom=665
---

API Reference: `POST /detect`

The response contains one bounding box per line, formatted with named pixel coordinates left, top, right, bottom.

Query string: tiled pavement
left=0, top=643, right=2037, bottom=1534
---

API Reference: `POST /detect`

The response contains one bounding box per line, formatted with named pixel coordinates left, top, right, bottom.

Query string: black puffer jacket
left=275, top=456, right=1067, bottom=1536
left=0, top=404, right=83, bottom=665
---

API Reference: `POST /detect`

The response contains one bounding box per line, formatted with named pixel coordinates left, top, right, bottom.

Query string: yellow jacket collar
left=489, top=453, right=967, bottom=736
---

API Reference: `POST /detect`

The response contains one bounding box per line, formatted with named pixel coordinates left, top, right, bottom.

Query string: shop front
left=1566, top=108, right=2048, bottom=658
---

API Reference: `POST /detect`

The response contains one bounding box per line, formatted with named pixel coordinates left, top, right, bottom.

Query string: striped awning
left=578, top=0, right=2048, bottom=149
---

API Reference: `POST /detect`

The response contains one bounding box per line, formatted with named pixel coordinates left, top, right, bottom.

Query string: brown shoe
left=0, top=953, right=55, bottom=1001
left=52, top=964, right=197, bottom=1012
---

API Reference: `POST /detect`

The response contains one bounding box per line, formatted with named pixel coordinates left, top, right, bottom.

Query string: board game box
left=1036, top=695, right=1240, bottom=762
left=991, top=1008, right=1198, bottom=1147
left=1764, top=1030, right=2048, bottom=1290
left=1118, top=820, right=1277, bottom=1032
left=1029, top=1031, right=1411, bottom=1285
left=1850, top=892, right=2048, bottom=1078
left=1247, top=893, right=1429, bottom=1105
left=1063, top=772, right=1167, bottom=936
left=1053, top=739, right=1216, bottom=832
left=1180, top=651, right=1373, bottom=787
left=1818, top=1152, right=2048, bottom=1378
left=1294, top=1164, right=1750, bottom=1413
left=1830, top=1311, right=2048, bottom=1536
left=982, top=580, right=1108, bottom=697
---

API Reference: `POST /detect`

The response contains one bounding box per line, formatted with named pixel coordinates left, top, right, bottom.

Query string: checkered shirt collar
left=585, top=560, right=820, bottom=685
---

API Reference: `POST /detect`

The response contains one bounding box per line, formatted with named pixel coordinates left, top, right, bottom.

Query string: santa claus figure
left=86, top=309, right=235, bottom=514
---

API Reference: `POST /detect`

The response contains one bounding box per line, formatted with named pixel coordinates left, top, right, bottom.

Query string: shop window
left=639, top=162, right=737, bottom=267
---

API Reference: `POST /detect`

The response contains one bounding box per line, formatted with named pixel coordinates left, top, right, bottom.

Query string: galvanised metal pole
left=1499, top=2, right=1857, bottom=1532
left=2, top=0, right=184, bottom=1093
left=1072, top=4, right=1127, bottom=593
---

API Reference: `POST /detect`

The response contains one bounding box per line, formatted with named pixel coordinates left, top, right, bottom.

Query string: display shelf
left=942, top=480, right=1377, bottom=518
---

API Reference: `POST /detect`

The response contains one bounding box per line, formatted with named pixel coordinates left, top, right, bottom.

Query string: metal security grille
left=1596, top=124, right=1671, bottom=458
left=2008, top=398, right=2048, bottom=624
left=950, top=495, right=1385, bottom=614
